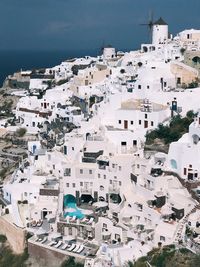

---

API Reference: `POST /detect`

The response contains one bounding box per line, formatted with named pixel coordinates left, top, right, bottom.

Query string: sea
left=0, top=49, right=98, bottom=87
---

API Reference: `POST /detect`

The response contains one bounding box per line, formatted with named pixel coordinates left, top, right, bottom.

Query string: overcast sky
left=0, top=0, right=199, bottom=51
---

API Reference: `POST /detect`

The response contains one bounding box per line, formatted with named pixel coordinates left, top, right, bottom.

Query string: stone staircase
left=122, top=229, right=128, bottom=243
left=174, top=204, right=200, bottom=243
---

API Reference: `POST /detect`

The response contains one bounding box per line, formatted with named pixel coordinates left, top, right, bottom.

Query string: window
left=103, top=223, right=107, bottom=228
left=24, top=192, right=27, bottom=197
left=110, top=180, right=112, bottom=184
left=121, top=141, right=127, bottom=146
left=145, top=114, right=147, bottom=119
left=177, top=77, right=181, bottom=84
left=89, top=170, right=92, bottom=174
left=119, top=166, right=122, bottom=171
left=53, top=164, right=55, bottom=170
left=80, top=169, right=83, bottom=174
left=114, top=176, right=117, bottom=179
left=66, top=183, right=69, bottom=187
left=80, top=182, right=83, bottom=186
left=119, top=120, right=121, bottom=124
left=64, top=146, right=67, bottom=155
left=138, top=85, right=141, bottom=89
left=98, top=174, right=101, bottom=178
left=64, top=168, right=71, bottom=176
left=72, top=147, right=74, bottom=151
left=119, top=181, right=122, bottom=186
left=131, top=121, right=133, bottom=125
left=100, top=185, right=104, bottom=191
left=103, top=175, right=106, bottom=179
left=151, top=121, right=154, bottom=126
left=68, top=227, right=72, bottom=235
left=133, top=140, right=137, bottom=146
left=139, top=120, right=141, bottom=125
left=72, top=183, right=75, bottom=188
left=160, top=236, right=165, bottom=241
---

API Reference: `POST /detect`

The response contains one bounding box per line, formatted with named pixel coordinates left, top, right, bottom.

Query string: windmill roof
left=154, top=17, right=168, bottom=26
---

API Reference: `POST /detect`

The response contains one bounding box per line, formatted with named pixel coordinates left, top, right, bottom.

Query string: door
left=144, top=120, right=148, bottom=128
left=124, top=120, right=128, bottom=129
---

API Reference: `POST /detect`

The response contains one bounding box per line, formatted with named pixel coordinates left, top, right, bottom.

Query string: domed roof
left=154, top=17, right=168, bottom=25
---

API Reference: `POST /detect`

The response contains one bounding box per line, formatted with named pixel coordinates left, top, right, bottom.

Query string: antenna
left=140, top=10, right=154, bottom=43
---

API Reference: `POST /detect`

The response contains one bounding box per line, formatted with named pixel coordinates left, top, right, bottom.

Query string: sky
left=0, top=0, right=199, bottom=52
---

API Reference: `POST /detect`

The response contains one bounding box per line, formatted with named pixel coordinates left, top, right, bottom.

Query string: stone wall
left=28, top=242, right=67, bottom=267
left=0, top=216, right=26, bottom=254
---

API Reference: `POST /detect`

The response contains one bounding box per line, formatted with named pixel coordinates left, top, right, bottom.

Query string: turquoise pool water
left=64, top=202, right=84, bottom=219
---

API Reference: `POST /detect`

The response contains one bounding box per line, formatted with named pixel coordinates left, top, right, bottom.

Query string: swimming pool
left=63, top=198, right=84, bottom=219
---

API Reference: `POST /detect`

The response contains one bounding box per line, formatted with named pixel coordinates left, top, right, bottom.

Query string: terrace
left=28, top=234, right=98, bottom=259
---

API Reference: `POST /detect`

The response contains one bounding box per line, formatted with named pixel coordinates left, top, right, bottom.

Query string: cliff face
left=0, top=216, right=26, bottom=254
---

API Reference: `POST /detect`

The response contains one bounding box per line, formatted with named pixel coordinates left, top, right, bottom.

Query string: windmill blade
left=139, top=11, right=154, bottom=43
left=148, top=10, right=154, bottom=29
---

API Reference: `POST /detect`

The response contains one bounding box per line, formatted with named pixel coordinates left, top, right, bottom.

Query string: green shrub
left=5, top=208, right=9, bottom=214
left=61, top=257, right=84, bottom=267
left=16, top=128, right=27, bottom=137
left=146, top=111, right=196, bottom=145
left=0, top=235, right=7, bottom=243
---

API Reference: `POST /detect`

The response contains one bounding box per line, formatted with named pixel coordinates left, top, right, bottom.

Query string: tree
left=16, top=127, right=27, bottom=137
left=61, top=257, right=84, bottom=267
left=180, top=47, right=186, bottom=55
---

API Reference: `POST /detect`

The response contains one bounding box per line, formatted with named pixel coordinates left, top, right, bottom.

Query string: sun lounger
left=76, top=245, right=84, bottom=254
left=61, top=243, right=69, bottom=250
left=67, top=243, right=76, bottom=251
left=41, top=237, right=47, bottom=244
left=49, top=241, right=57, bottom=246
left=73, top=245, right=80, bottom=252
left=81, top=217, right=88, bottom=223
left=66, top=216, right=70, bottom=223
left=87, top=218, right=94, bottom=224
left=37, top=220, right=43, bottom=227
left=70, top=216, right=76, bottom=222
left=54, top=241, right=63, bottom=248
left=31, top=221, right=37, bottom=227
